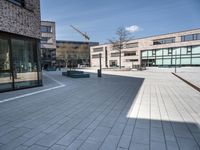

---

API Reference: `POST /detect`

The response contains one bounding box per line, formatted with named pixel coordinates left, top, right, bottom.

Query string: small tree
left=109, top=27, right=131, bottom=69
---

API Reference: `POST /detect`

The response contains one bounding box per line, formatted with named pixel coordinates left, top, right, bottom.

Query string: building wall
left=90, top=28, right=200, bottom=68
left=41, top=21, right=56, bottom=49
left=56, top=41, right=99, bottom=66
left=41, top=21, right=56, bottom=67
left=0, top=0, right=41, bottom=39
left=0, top=0, right=42, bottom=92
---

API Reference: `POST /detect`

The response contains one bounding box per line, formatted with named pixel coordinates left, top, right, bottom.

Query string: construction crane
left=70, top=25, right=90, bottom=41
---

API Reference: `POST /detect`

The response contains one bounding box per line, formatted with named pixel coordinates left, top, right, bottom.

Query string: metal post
left=98, top=53, right=102, bottom=77
left=175, top=50, right=177, bottom=73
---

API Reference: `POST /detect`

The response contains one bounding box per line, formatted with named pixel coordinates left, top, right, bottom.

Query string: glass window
left=173, top=48, right=181, bottom=55
left=168, top=48, right=172, bottom=55
left=153, top=37, right=175, bottom=45
left=156, top=49, right=162, bottom=56
left=41, top=37, right=52, bottom=44
left=156, top=59, right=162, bottom=65
left=142, top=51, right=147, bottom=57
left=148, top=50, right=153, bottom=57
left=181, top=47, right=187, bottom=55
left=126, top=42, right=138, bottom=48
left=92, top=54, right=102, bottom=58
left=181, top=58, right=191, bottom=65
left=41, top=26, right=52, bottom=33
left=0, top=37, right=13, bottom=91
left=163, top=59, right=171, bottom=65
left=163, top=49, right=168, bottom=56
left=192, top=58, right=200, bottom=65
left=172, top=58, right=180, bottom=65
left=111, top=52, right=120, bottom=57
left=197, top=34, right=200, bottom=40
left=126, top=59, right=138, bottom=62
left=192, top=46, right=200, bottom=54
left=93, top=47, right=103, bottom=52
left=11, top=38, right=38, bottom=89
left=124, top=51, right=136, bottom=56
left=8, top=0, right=24, bottom=6
left=181, top=34, right=200, bottom=42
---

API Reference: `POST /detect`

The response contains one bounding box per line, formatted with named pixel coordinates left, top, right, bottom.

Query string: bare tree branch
left=108, top=26, right=132, bottom=68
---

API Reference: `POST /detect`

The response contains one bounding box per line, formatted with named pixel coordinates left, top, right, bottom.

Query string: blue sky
left=41, top=0, right=200, bottom=44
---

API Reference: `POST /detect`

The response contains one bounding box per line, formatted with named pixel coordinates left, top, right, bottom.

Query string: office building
left=56, top=40, right=98, bottom=67
left=90, top=28, right=200, bottom=68
left=41, top=21, right=56, bottom=69
left=0, top=0, right=42, bottom=92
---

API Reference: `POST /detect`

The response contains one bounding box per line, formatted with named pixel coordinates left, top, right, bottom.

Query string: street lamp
left=175, top=49, right=177, bottom=73
left=98, top=53, right=102, bottom=77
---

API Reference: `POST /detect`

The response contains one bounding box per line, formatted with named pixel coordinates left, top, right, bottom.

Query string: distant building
left=90, top=28, right=200, bottom=68
left=0, top=0, right=42, bottom=92
left=56, top=41, right=99, bottom=67
left=41, top=21, right=56, bottom=69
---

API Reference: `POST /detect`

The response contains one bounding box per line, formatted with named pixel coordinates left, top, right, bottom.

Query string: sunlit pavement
left=0, top=69, right=200, bottom=150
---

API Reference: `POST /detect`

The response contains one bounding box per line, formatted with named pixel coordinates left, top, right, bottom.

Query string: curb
left=172, top=72, right=200, bottom=93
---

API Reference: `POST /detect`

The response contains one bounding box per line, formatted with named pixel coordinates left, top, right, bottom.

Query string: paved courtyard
left=0, top=69, right=200, bottom=150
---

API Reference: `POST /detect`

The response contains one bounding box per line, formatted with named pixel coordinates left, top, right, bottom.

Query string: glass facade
left=141, top=45, right=200, bottom=66
left=181, top=34, right=200, bottom=42
left=153, top=37, right=175, bottom=45
left=0, top=32, right=42, bottom=92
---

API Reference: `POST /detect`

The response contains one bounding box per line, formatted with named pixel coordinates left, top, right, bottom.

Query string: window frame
left=7, top=0, right=24, bottom=7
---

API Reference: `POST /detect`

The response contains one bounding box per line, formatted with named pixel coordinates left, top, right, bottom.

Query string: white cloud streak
left=125, top=25, right=140, bottom=33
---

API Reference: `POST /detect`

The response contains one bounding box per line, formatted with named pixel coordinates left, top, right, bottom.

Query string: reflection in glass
left=0, top=37, right=12, bottom=91
left=11, top=39, right=38, bottom=89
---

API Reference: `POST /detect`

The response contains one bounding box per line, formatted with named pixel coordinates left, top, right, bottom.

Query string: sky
left=41, top=0, right=200, bottom=44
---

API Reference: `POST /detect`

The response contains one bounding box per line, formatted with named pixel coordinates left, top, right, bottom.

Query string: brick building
left=0, top=0, right=42, bottom=92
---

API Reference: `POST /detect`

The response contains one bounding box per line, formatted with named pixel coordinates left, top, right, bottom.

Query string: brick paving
left=0, top=70, right=200, bottom=150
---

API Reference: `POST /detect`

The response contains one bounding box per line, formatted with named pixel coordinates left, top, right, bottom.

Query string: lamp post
left=98, top=53, right=102, bottom=77
left=175, top=50, right=177, bottom=73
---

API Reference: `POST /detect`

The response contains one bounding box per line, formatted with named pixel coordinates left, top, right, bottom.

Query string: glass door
left=0, top=36, right=13, bottom=92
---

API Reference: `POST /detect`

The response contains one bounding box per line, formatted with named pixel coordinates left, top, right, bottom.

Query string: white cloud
left=125, top=25, right=140, bottom=33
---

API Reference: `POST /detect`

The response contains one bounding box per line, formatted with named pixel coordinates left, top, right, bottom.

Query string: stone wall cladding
left=0, top=0, right=41, bottom=39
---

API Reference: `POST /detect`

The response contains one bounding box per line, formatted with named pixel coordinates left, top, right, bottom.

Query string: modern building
left=90, top=28, right=200, bottom=68
left=56, top=40, right=99, bottom=67
left=41, top=21, right=56, bottom=69
left=0, top=0, right=42, bottom=92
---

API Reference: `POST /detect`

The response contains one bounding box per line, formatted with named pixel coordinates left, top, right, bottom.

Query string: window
left=92, top=54, right=102, bottom=58
left=41, top=26, right=52, bottom=33
left=187, top=47, right=192, bottom=53
left=168, top=48, right=172, bottom=55
left=93, top=47, right=103, bottom=52
left=41, top=37, right=52, bottom=44
left=111, top=52, right=120, bottom=57
left=153, top=37, right=175, bottom=45
left=8, top=0, right=24, bottom=6
left=126, top=59, right=138, bottom=62
left=126, top=42, right=138, bottom=48
left=152, top=50, right=156, bottom=55
left=181, top=33, right=200, bottom=42
left=124, top=51, right=136, bottom=56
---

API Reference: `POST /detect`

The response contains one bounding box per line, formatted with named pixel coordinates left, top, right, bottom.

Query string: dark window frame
left=41, top=26, right=52, bottom=33
left=7, top=0, right=24, bottom=7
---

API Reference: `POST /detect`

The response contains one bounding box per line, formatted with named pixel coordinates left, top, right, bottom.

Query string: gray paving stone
left=118, top=135, right=131, bottom=149
left=0, top=70, right=200, bottom=150
left=57, top=129, right=82, bottom=146
left=0, top=127, right=30, bottom=144
left=99, top=135, right=120, bottom=150
left=27, top=145, right=48, bottom=150
left=49, top=144, right=66, bottom=150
